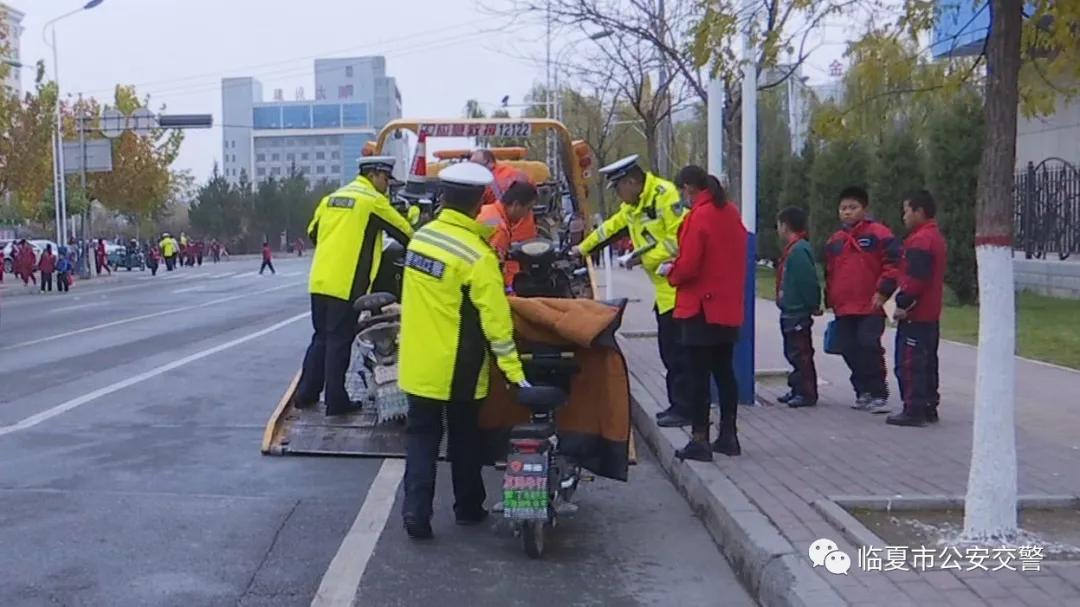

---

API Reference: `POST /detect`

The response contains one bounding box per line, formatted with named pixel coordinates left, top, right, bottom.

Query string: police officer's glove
left=517, top=380, right=532, bottom=389
left=657, top=261, right=673, bottom=277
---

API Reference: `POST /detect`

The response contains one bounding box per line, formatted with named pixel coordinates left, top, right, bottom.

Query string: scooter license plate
left=373, top=364, right=397, bottom=385
left=502, top=452, right=549, bottom=520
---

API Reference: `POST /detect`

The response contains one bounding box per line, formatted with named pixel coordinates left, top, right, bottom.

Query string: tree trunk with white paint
left=963, top=0, right=1023, bottom=542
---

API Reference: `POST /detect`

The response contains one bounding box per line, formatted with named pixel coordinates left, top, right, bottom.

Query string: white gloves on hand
left=517, top=379, right=533, bottom=389
left=617, top=252, right=634, bottom=267
left=657, top=261, right=673, bottom=277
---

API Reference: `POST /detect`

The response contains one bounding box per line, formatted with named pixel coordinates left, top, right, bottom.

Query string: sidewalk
left=606, top=268, right=1080, bottom=607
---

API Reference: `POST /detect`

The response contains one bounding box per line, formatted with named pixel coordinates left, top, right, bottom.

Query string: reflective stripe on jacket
left=578, top=172, right=685, bottom=313
left=306, top=175, right=414, bottom=301
left=398, top=208, right=525, bottom=401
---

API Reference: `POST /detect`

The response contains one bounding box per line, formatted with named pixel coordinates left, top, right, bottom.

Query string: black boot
left=676, top=429, right=713, bottom=462
left=886, top=404, right=927, bottom=427
left=777, top=390, right=795, bottom=404
left=657, top=410, right=692, bottom=427
left=404, top=517, right=433, bottom=539
left=712, top=432, right=741, bottom=456
left=926, top=404, right=939, bottom=423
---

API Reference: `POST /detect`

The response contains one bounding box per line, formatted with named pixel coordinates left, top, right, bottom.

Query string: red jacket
left=667, top=191, right=748, bottom=326
left=824, top=219, right=900, bottom=316
left=895, top=220, right=947, bottom=322
left=262, top=245, right=272, bottom=261
left=39, top=252, right=56, bottom=274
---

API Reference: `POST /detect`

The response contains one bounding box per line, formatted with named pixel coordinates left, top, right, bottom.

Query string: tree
left=756, top=87, right=792, bottom=261
left=926, top=95, right=983, bottom=305
left=868, top=125, right=924, bottom=235
left=0, top=63, right=58, bottom=221
left=77, top=86, right=185, bottom=225
left=808, top=138, right=870, bottom=254
left=964, top=0, right=1023, bottom=543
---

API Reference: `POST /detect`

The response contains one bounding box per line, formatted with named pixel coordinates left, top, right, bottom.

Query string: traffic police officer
left=574, top=154, right=692, bottom=427
left=292, top=156, right=415, bottom=416
left=398, top=161, right=528, bottom=540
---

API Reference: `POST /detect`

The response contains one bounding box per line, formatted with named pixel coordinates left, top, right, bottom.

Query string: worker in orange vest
left=469, top=149, right=532, bottom=205
left=477, top=180, right=539, bottom=290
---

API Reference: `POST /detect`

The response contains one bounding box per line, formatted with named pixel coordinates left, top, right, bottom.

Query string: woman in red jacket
left=664, top=166, right=748, bottom=461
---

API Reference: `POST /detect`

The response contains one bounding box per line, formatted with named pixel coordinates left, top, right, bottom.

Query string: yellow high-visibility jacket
left=306, top=176, right=414, bottom=302
left=579, top=171, right=685, bottom=313
left=398, top=208, right=526, bottom=401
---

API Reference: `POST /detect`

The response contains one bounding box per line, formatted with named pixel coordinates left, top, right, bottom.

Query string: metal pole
left=51, top=26, right=68, bottom=246
left=656, top=0, right=671, bottom=176
left=734, top=0, right=757, bottom=406
left=79, top=112, right=92, bottom=278
left=707, top=77, right=724, bottom=178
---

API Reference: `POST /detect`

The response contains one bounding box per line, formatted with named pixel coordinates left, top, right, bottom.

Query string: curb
left=627, top=374, right=844, bottom=607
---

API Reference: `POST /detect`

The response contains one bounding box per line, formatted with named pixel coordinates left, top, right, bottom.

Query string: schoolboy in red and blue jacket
left=824, top=186, right=900, bottom=413
left=886, top=190, right=947, bottom=427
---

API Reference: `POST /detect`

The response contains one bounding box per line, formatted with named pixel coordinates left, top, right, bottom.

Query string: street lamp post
left=43, top=0, right=106, bottom=248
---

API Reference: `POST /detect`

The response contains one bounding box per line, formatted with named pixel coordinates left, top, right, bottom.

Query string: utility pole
left=655, top=0, right=672, bottom=176
left=734, top=0, right=758, bottom=406
left=78, top=109, right=92, bottom=278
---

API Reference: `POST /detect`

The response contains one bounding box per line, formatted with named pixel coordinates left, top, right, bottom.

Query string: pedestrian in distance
left=147, top=246, right=160, bottom=276
left=159, top=233, right=178, bottom=271
left=775, top=207, right=822, bottom=408
left=398, top=161, right=526, bottom=540
left=55, top=246, right=72, bottom=292
left=39, top=244, right=56, bottom=293
left=16, top=240, right=36, bottom=286
left=95, top=238, right=112, bottom=276
left=290, top=155, right=414, bottom=418
left=887, top=190, right=947, bottom=427
left=0, top=245, right=5, bottom=283
left=662, top=166, right=747, bottom=461
left=823, top=186, right=899, bottom=414
left=294, top=237, right=304, bottom=257
left=572, top=154, right=693, bottom=429
left=259, top=242, right=276, bottom=275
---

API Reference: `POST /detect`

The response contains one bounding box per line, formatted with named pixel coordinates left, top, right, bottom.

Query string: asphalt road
left=0, top=255, right=755, bottom=607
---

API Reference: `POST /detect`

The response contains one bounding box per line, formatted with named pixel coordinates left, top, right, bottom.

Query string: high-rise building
left=1, top=2, right=25, bottom=97
left=221, top=56, right=404, bottom=188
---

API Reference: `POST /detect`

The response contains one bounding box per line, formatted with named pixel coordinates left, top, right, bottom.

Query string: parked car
left=2, top=239, right=60, bottom=274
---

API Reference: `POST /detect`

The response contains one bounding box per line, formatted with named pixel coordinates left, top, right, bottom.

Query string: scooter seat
left=511, top=421, right=557, bottom=440
left=353, top=292, right=397, bottom=313
left=357, top=311, right=400, bottom=333
left=517, top=385, right=568, bottom=413
left=357, top=322, right=400, bottom=344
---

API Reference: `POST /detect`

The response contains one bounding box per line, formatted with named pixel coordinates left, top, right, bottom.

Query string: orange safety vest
left=477, top=201, right=538, bottom=289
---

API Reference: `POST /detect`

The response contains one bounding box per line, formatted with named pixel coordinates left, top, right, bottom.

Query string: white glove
left=617, top=252, right=634, bottom=267
left=657, top=261, right=673, bottom=277
left=517, top=379, right=532, bottom=388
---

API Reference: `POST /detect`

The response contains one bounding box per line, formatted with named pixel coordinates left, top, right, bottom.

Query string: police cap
left=440, top=161, right=494, bottom=188
left=357, top=155, right=396, bottom=173
left=598, top=154, right=641, bottom=186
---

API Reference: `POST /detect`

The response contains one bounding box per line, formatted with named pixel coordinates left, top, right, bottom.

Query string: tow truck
left=261, top=118, right=608, bottom=459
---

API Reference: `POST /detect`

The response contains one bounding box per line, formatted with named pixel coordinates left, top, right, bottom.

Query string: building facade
left=221, top=56, right=404, bottom=188
left=1, top=2, right=24, bottom=96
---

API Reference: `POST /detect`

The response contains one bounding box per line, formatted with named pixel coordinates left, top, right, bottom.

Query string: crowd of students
left=0, top=241, right=75, bottom=293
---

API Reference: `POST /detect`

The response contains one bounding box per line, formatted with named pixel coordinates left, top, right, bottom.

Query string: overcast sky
left=13, top=0, right=848, bottom=183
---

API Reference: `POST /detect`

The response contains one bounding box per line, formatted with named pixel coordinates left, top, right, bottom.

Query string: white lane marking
left=0, top=281, right=304, bottom=351
left=209, top=272, right=236, bottom=279
left=0, top=312, right=309, bottom=437
left=47, top=302, right=106, bottom=314
left=312, top=459, right=405, bottom=607
left=172, top=285, right=206, bottom=294
left=281, top=271, right=303, bottom=278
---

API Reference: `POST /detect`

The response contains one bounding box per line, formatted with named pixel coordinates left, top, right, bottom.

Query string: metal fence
left=1015, top=158, right=1080, bottom=260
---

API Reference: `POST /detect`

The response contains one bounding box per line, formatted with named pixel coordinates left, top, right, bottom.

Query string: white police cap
left=598, top=154, right=641, bottom=185
left=439, top=161, right=494, bottom=188
left=357, top=155, right=396, bottom=172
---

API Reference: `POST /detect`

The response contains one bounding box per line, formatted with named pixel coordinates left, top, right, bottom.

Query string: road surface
left=0, top=255, right=754, bottom=607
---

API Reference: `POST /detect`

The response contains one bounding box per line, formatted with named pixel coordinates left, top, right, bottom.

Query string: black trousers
left=835, top=315, right=888, bottom=399
left=685, top=342, right=738, bottom=436
left=895, top=321, right=940, bottom=411
left=297, top=294, right=358, bottom=413
left=781, top=315, right=818, bottom=402
left=402, top=395, right=486, bottom=522
left=165, top=255, right=175, bottom=271
left=259, top=260, right=275, bottom=274
left=40, top=272, right=53, bottom=292
left=655, top=309, right=692, bottom=416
